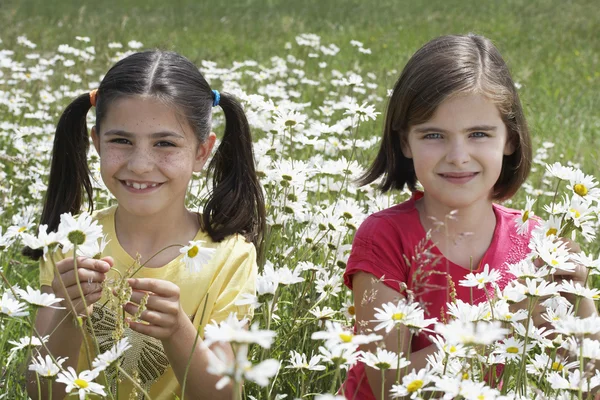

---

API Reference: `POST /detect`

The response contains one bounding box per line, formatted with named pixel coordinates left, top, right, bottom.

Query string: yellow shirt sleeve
left=197, top=235, right=257, bottom=328
left=39, top=251, right=66, bottom=287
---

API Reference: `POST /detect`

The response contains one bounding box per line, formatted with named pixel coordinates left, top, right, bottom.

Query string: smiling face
left=92, top=96, right=215, bottom=218
left=402, top=92, right=514, bottom=212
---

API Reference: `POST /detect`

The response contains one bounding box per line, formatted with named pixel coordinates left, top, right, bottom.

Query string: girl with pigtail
left=25, top=50, right=265, bottom=399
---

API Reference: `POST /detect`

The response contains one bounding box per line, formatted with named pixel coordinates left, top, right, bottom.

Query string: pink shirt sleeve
left=343, top=215, right=410, bottom=293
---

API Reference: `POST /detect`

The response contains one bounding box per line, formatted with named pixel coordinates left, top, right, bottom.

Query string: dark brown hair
left=25, top=50, right=265, bottom=259
left=360, top=34, right=532, bottom=200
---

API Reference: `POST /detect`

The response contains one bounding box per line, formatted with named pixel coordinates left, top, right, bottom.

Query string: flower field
left=1, top=0, right=599, bottom=398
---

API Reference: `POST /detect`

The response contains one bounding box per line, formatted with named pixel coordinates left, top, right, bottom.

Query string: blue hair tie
left=212, top=90, right=220, bottom=107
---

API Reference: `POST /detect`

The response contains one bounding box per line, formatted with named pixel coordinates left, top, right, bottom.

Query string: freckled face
left=92, top=96, right=211, bottom=218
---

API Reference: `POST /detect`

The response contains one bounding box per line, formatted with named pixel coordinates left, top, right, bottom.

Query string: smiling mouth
left=439, top=172, right=479, bottom=178
left=120, top=180, right=164, bottom=190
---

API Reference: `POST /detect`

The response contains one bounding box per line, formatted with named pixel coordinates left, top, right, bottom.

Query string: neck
left=417, top=195, right=496, bottom=239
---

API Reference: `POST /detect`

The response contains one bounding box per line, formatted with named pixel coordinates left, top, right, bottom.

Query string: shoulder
left=355, top=198, right=419, bottom=240
left=91, top=204, right=117, bottom=226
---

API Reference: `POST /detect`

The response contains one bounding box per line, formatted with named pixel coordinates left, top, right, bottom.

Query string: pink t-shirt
left=342, top=191, right=534, bottom=399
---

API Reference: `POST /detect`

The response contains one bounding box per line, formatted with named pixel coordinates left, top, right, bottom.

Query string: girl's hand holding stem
left=124, top=278, right=189, bottom=341
left=52, top=256, right=113, bottom=316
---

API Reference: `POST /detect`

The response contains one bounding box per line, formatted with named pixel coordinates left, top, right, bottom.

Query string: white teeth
left=125, top=181, right=159, bottom=190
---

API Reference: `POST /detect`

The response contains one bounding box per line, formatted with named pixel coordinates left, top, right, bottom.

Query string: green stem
left=116, top=365, right=152, bottom=399
left=181, top=292, right=210, bottom=399
left=381, top=368, right=385, bottom=400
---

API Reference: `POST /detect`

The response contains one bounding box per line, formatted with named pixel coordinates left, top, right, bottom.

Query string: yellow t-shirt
left=40, top=205, right=257, bottom=399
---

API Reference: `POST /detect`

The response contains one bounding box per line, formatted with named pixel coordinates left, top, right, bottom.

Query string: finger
left=128, top=278, right=179, bottom=298
left=64, top=282, right=104, bottom=301
left=56, top=257, right=111, bottom=275
left=60, top=268, right=107, bottom=287
left=128, top=292, right=179, bottom=316
left=127, top=319, right=168, bottom=340
left=123, top=303, right=171, bottom=326
left=71, top=291, right=103, bottom=315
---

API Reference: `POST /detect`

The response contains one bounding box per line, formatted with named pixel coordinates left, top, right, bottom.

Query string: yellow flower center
left=407, top=379, right=423, bottom=393
left=187, top=246, right=199, bottom=258
left=552, top=361, right=564, bottom=371
left=347, top=305, right=355, bottom=316
left=449, top=345, right=457, bottom=353
left=574, top=184, right=588, bottom=196
left=506, top=346, right=519, bottom=354
left=506, top=314, right=513, bottom=320
left=74, top=378, right=89, bottom=388
left=392, top=312, right=405, bottom=321
left=569, top=208, right=581, bottom=218
left=522, top=210, right=529, bottom=223
left=339, top=333, right=353, bottom=343
left=18, top=226, right=27, bottom=233
left=462, top=372, right=469, bottom=380
left=546, top=228, right=558, bottom=236
left=551, top=259, right=559, bottom=266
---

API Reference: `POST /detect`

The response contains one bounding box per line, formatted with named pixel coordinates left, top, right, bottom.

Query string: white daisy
left=56, top=212, right=104, bottom=255
left=56, top=367, right=106, bottom=400
left=180, top=240, right=216, bottom=273
left=285, top=351, right=325, bottom=371
left=0, top=291, right=29, bottom=318
left=92, top=337, right=131, bottom=371
left=390, top=367, right=434, bottom=399
left=359, top=348, right=409, bottom=371
left=514, top=196, right=536, bottom=236
left=311, top=321, right=382, bottom=347
left=29, top=355, right=67, bottom=378
left=16, top=286, right=64, bottom=309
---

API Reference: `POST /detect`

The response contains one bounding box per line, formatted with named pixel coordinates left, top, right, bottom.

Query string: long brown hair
left=25, top=50, right=265, bottom=259
left=360, top=34, right=532, bottom=201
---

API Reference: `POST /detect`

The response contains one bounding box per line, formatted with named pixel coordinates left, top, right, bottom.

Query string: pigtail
left=203, top=92, right=266, bottom=254
left=23, top=93, right=94, bottom=259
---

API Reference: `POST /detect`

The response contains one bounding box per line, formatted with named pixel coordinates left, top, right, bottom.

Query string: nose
left=127, top=147, right=154, bottom=175
left=445, top=137, right=470, bottom=165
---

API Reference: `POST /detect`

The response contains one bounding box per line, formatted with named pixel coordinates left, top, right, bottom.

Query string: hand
left=52, top=256, right=113, bottom=316
left=125, top=278, right=189, bottom=341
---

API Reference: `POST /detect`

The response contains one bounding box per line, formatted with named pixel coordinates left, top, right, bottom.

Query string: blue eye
left=423, top=133, right=442, bottom=139
left=471, top=132, right=489, bottom=138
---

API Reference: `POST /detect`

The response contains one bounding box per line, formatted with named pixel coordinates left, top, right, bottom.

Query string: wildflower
left=552, top=315, right=600, bottom=336
left=567, top=169, right=600, bottom=199
left=340, top=300, right=356, bottom=321
left=92, top=337, right=131, bottom=371
left=360, top=348, right=409, bottom=371
left=390, top=367, right=433, bottom=399
left=494, top=337, right=533, bottom=363
left=29, top=355, right=67, bottom=378
left=16, top=286, right=64, bottom=309
left=559, top=279, right=600, bottom=300
left=343, top=101, right=380, bottom=123
left=318, top=343, right=360, bottom=370
left=506, top=258, right=551, bottom=280
left=285, top=350, right=326, bottom=371
left=56, top=212, right=103, bottom=255
left=275, top=266, right=304, bottom=285
left=517, top=277, right=560, bottom=298
left=204, top=313, right=276, bottom=349
left=310, top=306, right=337, bottom=321
left=435, top=320, right=508, bottom=346
left=8, top=335, right=49, bottom=364
left=0, top=291, right=29, bottom=318
left=127, top=40, right=143, bottom=49
left=527, top=353, right=578, bottom=375
left=311, top=321, right=382, bottom=347
left=56, top=367, right=106, bottom=399
left=373, top=299, right=434, bottom=334
left=314, top=272, right=342, bottom=301
left=547, top=369, right=600, bottom=392
left=446, top=299, right=491, bottom=322
left=493, top=300, right=528, bottom=323
left=21, top=224, right=62, bottom=260
left=546, top=162, right=574, bottom=180
left=179, top=240, right=216, bottom=273
left=459, top=264, right=501, bottom=290
left=514, top=196, right=536, bottom=235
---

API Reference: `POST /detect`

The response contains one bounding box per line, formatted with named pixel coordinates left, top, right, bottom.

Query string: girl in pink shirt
left=342, top=34, right=535, bottom=399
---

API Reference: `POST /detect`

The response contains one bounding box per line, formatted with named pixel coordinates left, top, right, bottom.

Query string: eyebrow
left=414, top=125, right=498, bottom=133
left=103, top=129, right=185, bottom=139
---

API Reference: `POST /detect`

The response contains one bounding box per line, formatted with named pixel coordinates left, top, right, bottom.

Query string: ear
left=193, top=132, right=217, bottom=172
left=400, top=137, right=412, bottom=159
left=504, top=136, right=516, bottom=156
left=91, top=126, right=100, bottom=155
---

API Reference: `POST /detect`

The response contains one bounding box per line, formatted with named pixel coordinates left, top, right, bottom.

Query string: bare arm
left=26, top=256, right=111, bottom=399
left=352, top=271, right=437, bottom=400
